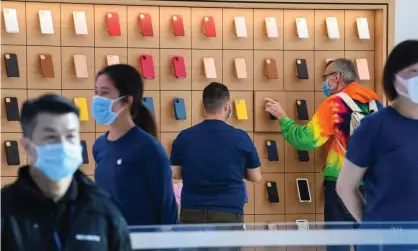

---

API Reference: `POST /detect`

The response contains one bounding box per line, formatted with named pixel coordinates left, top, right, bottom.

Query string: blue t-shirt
left=170, top=120, right=261, bottom=215
left=93, top=126, right=178, bottom=226
left=346, top=106, right=418, bottom=222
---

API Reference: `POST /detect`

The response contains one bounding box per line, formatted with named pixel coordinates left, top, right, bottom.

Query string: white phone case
left=326, top=17, right=340, bottom=39
left=265, top=17, right=278, bottom=38
left=3, top=8, right=19, bottom=34
left=296, top=18, right=309, bottom=39
left=356, top=17, right=370, bottom=40
left=296, top=220, right=309, bottom=231
left=38, top=10, right=54, bottom=35
left=73, top=11, right=88, bottom=35
left=107, top=55, right=120, bottom=66
left=73, top=55, right=88, bottom=78
left=234, top=16, right=247, bottom=38
left=203, top=58, right=217, bottom=79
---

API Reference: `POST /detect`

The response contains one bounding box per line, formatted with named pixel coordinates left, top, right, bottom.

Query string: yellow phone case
left=234, top=99, right=248, bottom=120
left=73, top=97, right=89, bottom=121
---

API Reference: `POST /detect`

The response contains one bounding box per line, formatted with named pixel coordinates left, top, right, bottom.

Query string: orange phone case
left=264, top=59, right=278, bottom=79
left=39, top=54, right=54, bottom=78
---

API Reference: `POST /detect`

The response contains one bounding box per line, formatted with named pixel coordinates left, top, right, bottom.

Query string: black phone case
left=173, top=98, right=187, bottom=120
left=142, top=97, right=155, bottom=117
left=297, top=150, right=310, bottom=162
left=5, top=141, right=20, bottom=166
left=81, top=140, right=89, bottom=164
left=296, top=100, right=309, bottom=121
left=296, top=59, right=309, bottom=79
left=266, top=181, right=280, bottom=203
left=4, top=54, right=20, bottom=78
left=265, top=140, right=279, bottom=161
left=5, top=97, right=20, bottom=121
left=297, top=179, right=311, bottom=202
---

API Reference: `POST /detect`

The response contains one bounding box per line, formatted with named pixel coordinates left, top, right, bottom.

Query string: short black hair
left=202, top=82, right=230, bottom=114
left=20, top=94, right=80, bottom=138
left=383, top=40, right=418, bottom=101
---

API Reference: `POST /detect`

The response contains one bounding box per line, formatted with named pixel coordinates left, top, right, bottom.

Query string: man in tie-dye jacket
left=265, top=58, right=383, bottom=251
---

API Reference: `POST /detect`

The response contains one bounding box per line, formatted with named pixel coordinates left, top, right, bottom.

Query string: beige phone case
left=356, top=58, right=370, bottom=80
left=73, top=55, right=88, bottom=78
left=234, top=58, right=247, bottom=79
left=107, top=55, right=120, bottom=66
left=203, top=58, right=217, bottom=79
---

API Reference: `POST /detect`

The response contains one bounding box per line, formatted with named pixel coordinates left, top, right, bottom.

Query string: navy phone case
left=265, top=140, right=279, bottom=161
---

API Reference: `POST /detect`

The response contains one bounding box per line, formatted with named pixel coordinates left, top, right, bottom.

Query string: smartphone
left=106, top=12, right=121, bottom=36
left=296, top=59, right=309, bottom=79
left=203, top=58, right=217, bottom=79
left=172, top=15, right=185, bottom=36
left=3, top=8, right=19, bottom=33
left=139, top=13, right=154, bottom=37
left=4, top=54, right=20, bottom=78
left=356, top=17, right=370, bottom=40
left=234, top=58, right=247, bottom=79
left=298, top=150, right=309, bottom=162
left=142, top=97, right=155, bottom=117
left=265, top=17, right=278, bottom=38
left=4, top=97, right=20, bottom=121
left=296, top=219, right=309, bottom=230
left=203, top=16, right=216, bottom=37
left=325, top=17, right=340, bottom=39
left=73, top=97, right=89, bottom=121
left=266, top=181, right=279, bottom=203
left=38, top=10, right=54, bottom=34
left=107, top=55, right=120, bottom=66
left=234, top=16, right=247, bottom=38
left=356, top=59, right=370, bottom=80
left=296, top=100, right=309, bottom=120
left=296, top=178, right=311, bottom=202
left=173, top=98, right=187, bottom=120
left=265, top=140, right=279, bottom=161
left=80, top=140, right=89, bottom=164
left=139, top=55, right=155, bottom=79
left=234, top=99, right=248, bottom=120
left=73, top=11, right=88, bottom=35
left=264, top=59, right=278, bottom=79
left=39, top=54, right=54, bottom=78
left=172, top=56, right=186, bottom=78
left=5, top=141, right=20, bottom=166
left=73, top=55, right=88, bottom=78
left=296, top=17, right=309, bottom=39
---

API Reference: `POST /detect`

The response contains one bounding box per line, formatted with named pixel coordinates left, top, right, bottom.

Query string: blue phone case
left=173, top=98, right=187, bottom=120
left=243, top=183, right=248, bottom=203
left=142, top=97, right=155, bottom=116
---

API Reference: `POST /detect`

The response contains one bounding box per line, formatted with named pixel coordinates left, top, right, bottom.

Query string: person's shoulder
left=93, top=133, right=107, bottom=150
left=364, top=106, right=393, bottom=122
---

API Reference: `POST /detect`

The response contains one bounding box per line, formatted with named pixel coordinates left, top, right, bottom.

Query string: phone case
left=38, top=10, right=54, bottom=35
left=266, top=181, right=280, bottom=203
left=107, top=55, right=120, bottom=66
left=203, top=16, right=216, bottom=37
left=139, top=55, right=155, bottom=79
left=296, top=59, right=309, bottom=79
left=3, top=8, right=19, bottom=34
left=265, top=140, right=279, bottom=161
left=325, top=17, right=340, bottom=39
left=73, top=97, right=89, bottom=121
left=356, top=59, right=370, bottom=80
left=296, top=18, right=309, bottom=39
left=142, top=97, right=155, bottom=117
left=4, top=97, right=20, bottom=121
left=5, top=141, right=20, bottom=166
left=296, top=220, right=310, bottom=230
left=4, top=54, right=20, bottom=78
left=296, top=100, right=309, bottom=120
left=298, top=150, right=310, bottom=162
left=39, top=54, right=55, bottom=78
left=265, top=17, right=278, bottom=38
left=73, top=11, right=88, bottom=35
left=172, top=15, right=185, bottom=36
left=139, top=13, right=154, bottom=37
left=80, top=140, right=89, bottom=164
left=172, top=56, right=187, bottom=78
left=73, top=55, right=88, bottom=78
left=173, top=98, right=187, bottom=120
left=106, top=12, right=121, bottom=36
left=264, top=59, right=278, bottom=79
left=234, top=58, right=247, bottom=79
left=234, top=16, right=247, bottom=38
left=356, top=17, right=370, bottom=40
left=203, top=58, right=217, bottom=79
left=234, top=99, right=248, bottom=120
left=243, top=183, right=248, bottom=203
left=267, top=224, right=279, bottom=230
left=296, top=178, right=311, bottom=202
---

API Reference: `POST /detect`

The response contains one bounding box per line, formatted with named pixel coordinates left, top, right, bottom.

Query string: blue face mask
left=91, top=96, right=125, bottom=125
left=34, top=142, right=83, bottom=181
left=322, top=79, right=335, bottom=97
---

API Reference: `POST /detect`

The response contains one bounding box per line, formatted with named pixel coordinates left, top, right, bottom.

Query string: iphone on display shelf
left=39, top=10, right=54, bottom=34
left=296, top=178, right=312, bottom=202
left=3, top=8, right=19, bottom=34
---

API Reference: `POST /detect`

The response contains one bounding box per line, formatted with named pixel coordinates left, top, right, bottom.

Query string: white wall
left=395, top=0, right=418, bottom=45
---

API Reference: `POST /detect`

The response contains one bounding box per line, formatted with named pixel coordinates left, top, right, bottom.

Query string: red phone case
left=139, top=55, right=155, bottom=79
left=172, top=56, right=186, bottom=78
left=203, top=16, right=216, bottom=37
left=106, top=12, right=121, bottom=36
left=172, top=15, right=185, bottom=37
left=139, top=13, right=153, bottom=37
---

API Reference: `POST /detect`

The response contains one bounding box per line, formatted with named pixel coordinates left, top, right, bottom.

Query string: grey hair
left=325, top=58, right=359, bottom=84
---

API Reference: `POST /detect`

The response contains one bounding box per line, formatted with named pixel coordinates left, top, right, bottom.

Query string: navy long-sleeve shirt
left=93, top=126, right=178, bottom=226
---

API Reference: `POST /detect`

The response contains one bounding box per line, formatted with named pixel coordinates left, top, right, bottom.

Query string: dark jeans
left=324, top=180, right=363, bottom=251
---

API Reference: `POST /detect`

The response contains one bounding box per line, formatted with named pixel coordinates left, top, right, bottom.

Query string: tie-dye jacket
left=279, top=82, right=382, bottom=181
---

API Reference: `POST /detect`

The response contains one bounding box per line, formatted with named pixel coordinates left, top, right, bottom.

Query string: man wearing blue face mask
left=1, top=94, right=132, bottom=251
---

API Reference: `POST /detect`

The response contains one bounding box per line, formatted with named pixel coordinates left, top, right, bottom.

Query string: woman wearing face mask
left=92, top=64, right=178, bottom=226
left=337, top=40, right=418, bottom=251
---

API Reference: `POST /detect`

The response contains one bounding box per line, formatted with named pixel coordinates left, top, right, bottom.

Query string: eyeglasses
left=322, top=72, right=339, bottom=81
